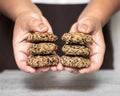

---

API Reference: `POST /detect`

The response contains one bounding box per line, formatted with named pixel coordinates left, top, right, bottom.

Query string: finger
left=79, top=64, right=100, bottom=74
left=65, top=67, right=73, bottom=72
left=16, top=58, right=36, bottom=73
left=51, top=66, right=58, bottom=71
left=77, top=17, right=96, bottom=33
left=57, top=63, right=64, bottom=71
left=36, top=67, right=50, bottom=73
left=79, top=53, right=104, bottom=74
left=65, top=67, right=74, bottom=73
left=65, top=67, right=80, bottom=74
left=72, top=71, right=80, bottom=74
left=16, top=50, right=50, bottom=74
left=69, top=23, right=78, bottom=32
left=13, top=42, right=37, bottom=73
left=41, top=16, right=53, bottom=32
left=27, top=18, right=49, bottom=32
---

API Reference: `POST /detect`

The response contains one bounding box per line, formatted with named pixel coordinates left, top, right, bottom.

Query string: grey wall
left=111, top=11, right=120, bottom=70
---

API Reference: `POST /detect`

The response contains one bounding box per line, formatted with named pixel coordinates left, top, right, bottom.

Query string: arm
left=66, top=0, right=120, bottom=74
left=0, top=0, right=42, bottom=21
left=79, top=0, right=120, bottom=26
left=0, top=0, right=60, bottom=73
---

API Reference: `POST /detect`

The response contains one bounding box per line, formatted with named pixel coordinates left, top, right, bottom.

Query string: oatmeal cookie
left=62, top=45, right=90, bottom=57
left=27, top=43, right=57, bottom=55
left=26, top=32, right=58, bottom=43
left=27, top=55, right=59, bottom=67
left=60, top=55, right=90, bottom=68
left=62, top=32, right=93, bottom=45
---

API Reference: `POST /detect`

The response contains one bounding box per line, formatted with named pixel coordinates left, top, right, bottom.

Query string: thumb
left=27, top=18, right=49, bottom=32
left=78, top=17, right=95, bottom=34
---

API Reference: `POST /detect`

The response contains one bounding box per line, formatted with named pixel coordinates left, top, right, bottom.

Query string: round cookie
left=62, top=45, right=90, bottom=57
left=60, top=55, right=90, bottom=68
left=27, top=43, right=58, bottom=55
left=27, top=55, right=59, bottom=67
left=62, top=32, right=93, bottom=45
left=26, top=32, right=58, bottom=43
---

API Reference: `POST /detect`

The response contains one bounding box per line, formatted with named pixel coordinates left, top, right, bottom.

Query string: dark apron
left=0, top=4, right=113, bottom=71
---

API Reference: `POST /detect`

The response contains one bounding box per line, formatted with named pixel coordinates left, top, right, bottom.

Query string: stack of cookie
left=61, top=32, right=93, bottom=69
left=26, top=32, right=59, bottom=68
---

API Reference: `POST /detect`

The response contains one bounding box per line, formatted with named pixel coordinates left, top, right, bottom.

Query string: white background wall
left=110, top=11, right=120, bottom=70
left=32, top=0, right=90, bottom=4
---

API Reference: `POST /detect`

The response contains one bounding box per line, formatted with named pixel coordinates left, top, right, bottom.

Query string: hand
left=65, top=16, right=105, bottom=74
left=13, top=12, right=59, bottom=73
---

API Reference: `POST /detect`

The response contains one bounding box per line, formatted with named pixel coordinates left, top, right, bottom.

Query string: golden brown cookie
left=27, top=43, right=57, bottom=55
left=62, top=45, right=90, bottom=57
left=27, top=55, right=59, bottom=67
left=62, top=32, right=93, bottom=45
left=60, top=55, right=90, bottom=68
left=26, top=32, right=58, bottom=43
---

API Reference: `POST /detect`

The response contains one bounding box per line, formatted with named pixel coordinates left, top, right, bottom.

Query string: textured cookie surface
left=62, top=32, right=93, bottom=45
left=27, top=55, right=59, bottom=67
left=60, top=56, right=90, bottom=68
left=62, top=45, right=90, bottom=57
left=26, top=32, right=58, bottom=43
left=27, top=43, right=57, bottom=55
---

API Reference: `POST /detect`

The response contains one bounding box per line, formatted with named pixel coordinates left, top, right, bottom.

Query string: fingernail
left=39, top=24, right=47, bottom=31
left=79, top=24, right=88, bottom=32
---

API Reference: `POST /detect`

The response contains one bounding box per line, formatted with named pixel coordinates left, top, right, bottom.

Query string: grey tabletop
left=0, top=70, right=120, bottom=96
